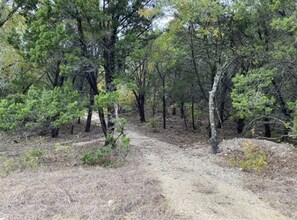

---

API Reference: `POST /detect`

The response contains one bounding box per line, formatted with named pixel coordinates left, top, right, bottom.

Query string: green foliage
left=0, top=83, right=85, bottom=135
left=81, top=146, right=112, bottom=166
left=95, top=92, right=119, bottom=109
left=20, top=148, right=44, bottom=169
left=147, top=118, right=159, bottom=130
left=231, top=68, right=276, bottom=119
left=81, top=135, right=131, bottom=167
left=235, top=141, right=269, bottom=173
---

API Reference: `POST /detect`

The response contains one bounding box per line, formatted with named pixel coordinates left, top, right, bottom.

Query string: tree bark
left=172, top=105, right=176, bottom=116
left=263, top=118, right=271, bottom=138
left=180, top=102, right=185, bottom=119
left=51, top=127, right=59, bottom=138
left=85, top=92, right=94, bottom=132
left=138, top=93, right=146, bottom=123
left=209, top=59, right=237, bottom=154
left=133, top=90, right=146, bottom=123
left=191, top=96, right=196, bottom=130
left=162, top=77, right=166, bottom=129
left=237, top=118, right=245, bottom=134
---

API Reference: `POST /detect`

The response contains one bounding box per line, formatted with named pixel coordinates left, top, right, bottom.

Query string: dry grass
left=0, top=164, right=177, bottom=219
left=0, top=121, right=179, bottom=220
left=219, top=138, right=297, bottom=219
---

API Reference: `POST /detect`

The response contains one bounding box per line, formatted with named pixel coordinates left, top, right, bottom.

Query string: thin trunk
left=237, top=118, right=245, bottom=134
left=103, top=28, right=117, bottom=134
left=133, top=90, right=146, bottom=123
left=189, top=24, right=208, bottom=101
left=209, top=88, right=218, bottom=154
left=191, top=96, right=196, bottom=130
left=162, top=78, right=166, bottom=129
left=272, top=80, right=292, bottom=139
left=139, top=93, right=146, bottom=123
left=209, top=59, right=237, bottom=154
left=98, top=110, right=107, bottom=138
left=180, top=102, right=185, bottom=119
left=85, top=93, right=94, bottom=132
left=70, top=125, right=74, bottom=134
left=152, top=85, right=156, bottom=118
left=172, top=105, right=176, bottom=116
left=51, top=127, right=59, bottom=138
left=263, top=118, right=271, bottom=138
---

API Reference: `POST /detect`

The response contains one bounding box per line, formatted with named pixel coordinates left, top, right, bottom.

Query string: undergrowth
left=231, top=141, right=269, bottom=173
left=81, top=135, right=131, bottom=167
left=0, top=147, right=44, bottom=176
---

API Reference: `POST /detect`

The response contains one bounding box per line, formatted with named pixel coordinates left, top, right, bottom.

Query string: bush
left=0, top=83, right=85, bottom=136
left=236, top=141, right=269, bottom=173
left=81, top=135, right=131, bottom=167
left=81, top=146, right=112, bottom=166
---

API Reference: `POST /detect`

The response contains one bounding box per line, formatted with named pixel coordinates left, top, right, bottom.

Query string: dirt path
left=129, top=130, right=291, bottom=220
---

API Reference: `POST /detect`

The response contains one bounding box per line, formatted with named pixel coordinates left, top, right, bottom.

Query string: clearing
left=0, top=119, right=296, bottom=219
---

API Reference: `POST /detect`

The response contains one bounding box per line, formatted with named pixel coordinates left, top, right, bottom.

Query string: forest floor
left=0, top=113, right=296, bottom=219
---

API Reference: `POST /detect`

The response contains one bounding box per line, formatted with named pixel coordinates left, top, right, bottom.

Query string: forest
left=0, top=0, right=296, bottom=219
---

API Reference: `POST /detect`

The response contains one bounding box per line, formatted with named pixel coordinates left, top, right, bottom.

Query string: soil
left=0, top=113, right=296, bottom=219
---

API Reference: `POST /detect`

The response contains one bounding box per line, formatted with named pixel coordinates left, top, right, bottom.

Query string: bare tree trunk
left=85, top=92, right=94, bottom=132
left=133, top=91, right=146, bottom=123
left=191, top=96, right=196, bottom=130
left=51, top=127, right=59, bottom=138
left=263, top=118, right=271, bottom=138
left=237, top=118, right=245, bottom=134
left=162, top=79, right=166, bottom=129
left=209, top=59, right=237, bottom=154
left=209, top=89, right=218, bottom=154
left=180, top=102, right=185, bottom=118
left=172, top=104, right=176, bottom=116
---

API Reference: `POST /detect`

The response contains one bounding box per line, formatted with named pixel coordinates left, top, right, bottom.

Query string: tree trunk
left=133, top=91, right=146, bottom=123
left=162, top=78, right=166, bottom=129
left=51, top=127, right=59, bottom=138
left=209, top=59, right=237, bottom=154
left=191, top=96, right=196, bottom=130
left=237, top=118, right=245, bottom=134
left=172, top=105, right=176, bottom=116
left=138, top=93, right=146, bottom=123
left=217, top=100, right=225, bottom=128
left=70, top=125, right=74, bottom=134
left=209, top=89, right=218, bottom=154
left=98, top=109, right=107, bottom=138
left=103, top=29, right=117, bottom=134
left=85, top=93, right=94, bottom=132
left=180, top=102, right=185, bottom=119
left=263, top=118, right=271, bottom=138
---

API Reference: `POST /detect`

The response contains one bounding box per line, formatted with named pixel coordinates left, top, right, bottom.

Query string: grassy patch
left=0, top=147, right=44, bottom=176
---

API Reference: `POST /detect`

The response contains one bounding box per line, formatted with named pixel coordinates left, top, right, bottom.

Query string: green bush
left=20, top=148, right=44, bottom=169
left=81, top=146, right=112, bottom=166
left=0, top=83, right=85, bottom=136
left=236, top=141, right=269, bottom=173
left=81, top=135, right=131, bottom=167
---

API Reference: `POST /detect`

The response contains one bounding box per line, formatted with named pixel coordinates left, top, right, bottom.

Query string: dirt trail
left=129, top=130, right=290, bottom=220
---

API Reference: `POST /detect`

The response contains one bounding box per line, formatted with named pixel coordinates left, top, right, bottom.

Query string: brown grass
left=0, top=161, right=178, bottom=219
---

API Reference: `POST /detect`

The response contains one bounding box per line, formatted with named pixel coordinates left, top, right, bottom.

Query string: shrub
left=81, top=146, right=112, bottom=166
left=0, top=83, right=85, bottom=136
left=236, top=141, right=269, bottom=173
left=81, top=135, right=131, bottom=167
